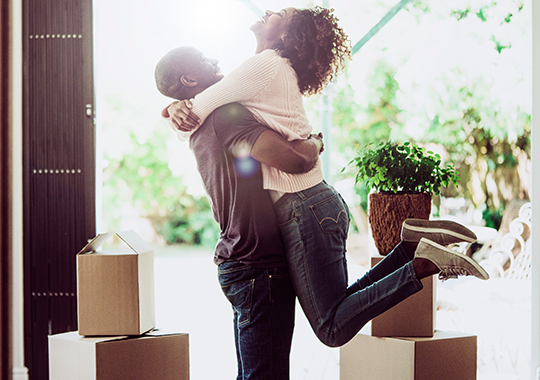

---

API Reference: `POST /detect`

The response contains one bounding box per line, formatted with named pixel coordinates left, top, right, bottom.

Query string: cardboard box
left=77, top=230, right=155, bottom=336
left=371, top=256, right=436, bottom=337
left=340, top=330, right=477, bottom=380
left=49, top=330, right=189, bottom=380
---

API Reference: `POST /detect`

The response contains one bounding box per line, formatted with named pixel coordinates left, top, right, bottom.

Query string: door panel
left=23, top=0, right=95, bottom=378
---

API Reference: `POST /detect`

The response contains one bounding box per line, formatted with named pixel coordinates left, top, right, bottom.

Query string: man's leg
left=218, top=261, right=296, bottom=380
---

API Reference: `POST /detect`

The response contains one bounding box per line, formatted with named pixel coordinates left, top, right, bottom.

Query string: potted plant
left=349, top=141, right=460, bottom=255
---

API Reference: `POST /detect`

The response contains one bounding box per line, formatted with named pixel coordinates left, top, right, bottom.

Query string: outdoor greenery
left=98, top=0, right=531, bottom=246
left=100, top=96, right=220, bottom=246
left=350, top=142, right=460, bottom=195
left=331, top=0, right=531, bottom=225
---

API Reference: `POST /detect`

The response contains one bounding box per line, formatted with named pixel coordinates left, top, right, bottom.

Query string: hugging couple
left=154, top=6, right=488, bottom=379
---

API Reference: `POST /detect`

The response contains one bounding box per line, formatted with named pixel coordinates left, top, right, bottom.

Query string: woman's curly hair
left=274, top=6, right=352, bottom=96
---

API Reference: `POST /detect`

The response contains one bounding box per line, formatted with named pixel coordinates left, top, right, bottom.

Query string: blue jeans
left=274, top=181, right=423, bottom=347
left=218, top=260, right=296, bottom=380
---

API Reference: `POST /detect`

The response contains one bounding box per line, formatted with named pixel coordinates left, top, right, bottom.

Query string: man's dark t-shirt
left=189, top=103, right=286, bottom=268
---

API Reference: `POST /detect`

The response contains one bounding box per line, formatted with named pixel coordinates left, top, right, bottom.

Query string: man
left=155, top=46, right=323, bottom=379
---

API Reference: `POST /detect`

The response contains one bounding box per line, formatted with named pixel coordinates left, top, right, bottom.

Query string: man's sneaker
left=402, top=219, right=477, bottom=246
left=415, top=238, right=489, bottom=281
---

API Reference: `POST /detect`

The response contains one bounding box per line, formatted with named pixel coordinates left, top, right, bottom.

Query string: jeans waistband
left=274, top=181, right=332, bottom=209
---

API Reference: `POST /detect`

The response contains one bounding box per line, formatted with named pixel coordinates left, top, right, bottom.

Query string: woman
left=164, top=7, right=348, bottom=198
left=163, top=6, right=488, bottom=347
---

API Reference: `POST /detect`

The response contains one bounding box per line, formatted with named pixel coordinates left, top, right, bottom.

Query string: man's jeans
left=218, top=260, right=296, bottom=380
left=274, top=181, right=423, bottom=347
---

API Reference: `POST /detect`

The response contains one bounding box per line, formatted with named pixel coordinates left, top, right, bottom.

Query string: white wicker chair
left=479, top=202, right=531, bottom=279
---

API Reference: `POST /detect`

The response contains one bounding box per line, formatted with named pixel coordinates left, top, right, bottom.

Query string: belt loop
left=297, top=190, right=306, bottom=201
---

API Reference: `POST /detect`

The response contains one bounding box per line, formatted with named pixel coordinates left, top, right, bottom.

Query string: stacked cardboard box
left=48, top=230, right=190, bottom=380
left=76, top=230, right=155, bottom=336
left=370, top=256, right=436, bottom=338
left=49, top=330, right=189, bottom=380
left=340, top=255, right=477, bottom=380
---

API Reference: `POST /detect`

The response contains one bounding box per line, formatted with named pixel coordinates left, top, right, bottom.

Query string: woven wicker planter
left=368, top=192, right=432, bottom=256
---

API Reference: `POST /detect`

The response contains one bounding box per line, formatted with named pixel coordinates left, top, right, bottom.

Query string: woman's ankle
left=412, top=257, right=438, bottom=279
left=401, top=241, right=418, bottom=260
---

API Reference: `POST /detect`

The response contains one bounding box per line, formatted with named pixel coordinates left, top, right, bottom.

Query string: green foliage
left=491, top=36, right=511, bottom=53
left=154, top=194, right=219, bottom=247
left=329, top=0, right=531, bottom=218
left=449, top=0, right=524, bottom=53
left=482, top=206, right=504, bottom=230
left=102, top=122, right=219, bottom=247
left=331, top=64, right=400, bottom=173
left=476, top=7, right=488, bottom=22
left=349, top=142, right=460, bottom=195
left=451, top=9, right=470, bottom=21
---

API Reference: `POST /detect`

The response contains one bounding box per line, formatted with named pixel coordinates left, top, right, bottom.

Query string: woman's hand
left=164, top=99, right=201, bottom=132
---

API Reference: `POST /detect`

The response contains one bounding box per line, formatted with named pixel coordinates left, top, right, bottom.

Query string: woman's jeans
left=218, top=260, right=296, bottom=380
left=274, top=181, right=423, bottom=347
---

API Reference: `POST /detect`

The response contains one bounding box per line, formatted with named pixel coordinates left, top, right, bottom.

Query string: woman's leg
left=346, top=242, right=414, bottom=296
left=275, top=182, right=422, bottom=347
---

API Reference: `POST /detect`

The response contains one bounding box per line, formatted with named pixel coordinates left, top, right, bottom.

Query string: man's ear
left=180, top=75, right=198, bottom=88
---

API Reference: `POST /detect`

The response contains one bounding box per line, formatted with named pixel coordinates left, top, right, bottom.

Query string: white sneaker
left=415, top=238, right=489, bottom=281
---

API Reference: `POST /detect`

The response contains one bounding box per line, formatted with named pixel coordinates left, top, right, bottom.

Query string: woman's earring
left=281, top=35, right=287, bottom=42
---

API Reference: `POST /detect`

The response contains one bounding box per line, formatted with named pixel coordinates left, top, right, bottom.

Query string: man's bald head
left=155, top=46, right=223, bottom=100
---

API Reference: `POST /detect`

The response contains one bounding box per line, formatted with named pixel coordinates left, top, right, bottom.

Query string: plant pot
left=368, top=192, right=432, bottom=255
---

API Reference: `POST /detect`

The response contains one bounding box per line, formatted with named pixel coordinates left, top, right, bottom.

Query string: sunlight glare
left=181, top=0, right=247, bottom=41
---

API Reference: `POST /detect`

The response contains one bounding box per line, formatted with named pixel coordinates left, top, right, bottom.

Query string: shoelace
left=438, top=267, right=472, bottom=281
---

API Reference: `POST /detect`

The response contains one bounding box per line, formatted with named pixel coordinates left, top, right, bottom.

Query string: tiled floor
left=154, top=247, right=532, bottom=380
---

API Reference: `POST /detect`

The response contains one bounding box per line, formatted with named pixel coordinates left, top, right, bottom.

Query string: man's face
left=181, top=46, right=224, bottom=90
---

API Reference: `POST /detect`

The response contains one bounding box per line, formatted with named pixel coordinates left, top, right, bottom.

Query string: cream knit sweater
left=167, top=49, right=323, bottom=194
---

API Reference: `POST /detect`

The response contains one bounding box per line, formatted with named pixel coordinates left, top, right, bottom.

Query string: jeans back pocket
left=221, top=279, right=254, bottom=327
left=310, top=194, right=349, bottom=235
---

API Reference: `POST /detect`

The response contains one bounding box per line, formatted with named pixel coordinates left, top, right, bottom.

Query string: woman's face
left=250, top=7, right=296, bottom=45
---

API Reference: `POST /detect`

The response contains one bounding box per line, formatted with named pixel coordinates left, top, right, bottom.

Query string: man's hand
left=309, top=132, right=324, bottom=154
left=251, top=130, right=323, bottom=174
left=163, top=99, right=201, bottom=132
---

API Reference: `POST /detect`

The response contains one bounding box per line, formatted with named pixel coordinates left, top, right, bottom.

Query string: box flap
left=400, top=330, right=476, bottom=342
left=48, top=331, right=131, bottom=344
left=77, top=232, right=116, bottom=255
left=77, top=230, right=152, bottom=255
left=117, top=230, right=153, bottom=254
left=144, top=328, right=188, bottom=337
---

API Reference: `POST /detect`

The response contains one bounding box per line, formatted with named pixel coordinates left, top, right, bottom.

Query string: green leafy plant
left=349, top=142, right=460, bottom=195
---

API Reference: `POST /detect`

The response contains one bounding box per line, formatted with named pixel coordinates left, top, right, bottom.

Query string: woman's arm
left=167, top=50, right=280, bottom=131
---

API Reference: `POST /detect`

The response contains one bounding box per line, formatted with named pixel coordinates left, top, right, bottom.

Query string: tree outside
left=330, top=0, right=530, bottom=228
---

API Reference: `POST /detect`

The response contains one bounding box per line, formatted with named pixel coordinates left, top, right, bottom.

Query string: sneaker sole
left=403, top=219, right=477, bottom=243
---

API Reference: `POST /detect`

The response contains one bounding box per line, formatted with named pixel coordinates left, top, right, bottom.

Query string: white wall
left=11, top=0, right=28, bottom=378
left=532, top=0, right=540, bottom=377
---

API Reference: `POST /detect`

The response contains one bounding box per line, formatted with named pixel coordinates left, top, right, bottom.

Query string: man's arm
left=251, top=130, right=323, bottom=174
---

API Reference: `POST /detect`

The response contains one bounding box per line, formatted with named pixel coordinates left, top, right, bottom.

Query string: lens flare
left=234, top=155, right=259, bottom=178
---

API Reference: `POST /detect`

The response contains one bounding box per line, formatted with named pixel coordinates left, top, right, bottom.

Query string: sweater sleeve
left=190, top=50, right=280, bottom=126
